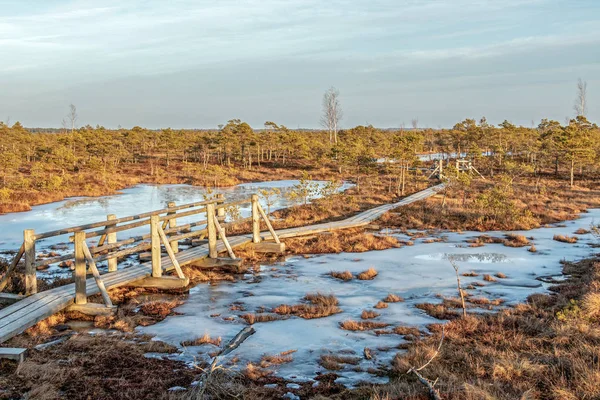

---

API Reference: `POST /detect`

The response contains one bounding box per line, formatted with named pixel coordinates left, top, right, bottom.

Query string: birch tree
left=574, top=78, right=587, bottom=117
left=320, top=87, right=342, bottom=144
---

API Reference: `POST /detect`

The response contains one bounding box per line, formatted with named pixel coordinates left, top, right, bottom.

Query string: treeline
left=0, top=116, right=599, bottom=203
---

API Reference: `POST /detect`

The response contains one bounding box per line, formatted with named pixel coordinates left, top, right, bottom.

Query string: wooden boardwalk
left=0, top=184, right=443, bottom=344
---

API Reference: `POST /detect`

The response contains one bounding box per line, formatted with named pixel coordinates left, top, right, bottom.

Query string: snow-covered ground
left=140, top=209, right=600, bottom=385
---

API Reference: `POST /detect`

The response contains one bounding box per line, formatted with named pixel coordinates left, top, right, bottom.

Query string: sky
left=1, top=0, right=599, bottom=129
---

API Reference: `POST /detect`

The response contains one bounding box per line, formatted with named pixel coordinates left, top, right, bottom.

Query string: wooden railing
left=0, top=193, right=281, bottom=309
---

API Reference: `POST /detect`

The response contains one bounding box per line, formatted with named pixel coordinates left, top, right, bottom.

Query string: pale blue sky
left=1, top=0, right=599, bottom=129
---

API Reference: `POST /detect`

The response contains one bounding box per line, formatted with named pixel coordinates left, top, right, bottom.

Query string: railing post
left=251, top=194, right=261, bottom=243
left=206, top=202, right=217, bottom=258
left=23, top=229, right=37, bottom=295
left=74, top=231, right=87, bottom=304
left=167, top=202, right=178, bottom=253
left=150, top=215, right=162, bottom=277
left=216, top=194, right=225, bottom=218
left=107, top=214, right=117, bottom=272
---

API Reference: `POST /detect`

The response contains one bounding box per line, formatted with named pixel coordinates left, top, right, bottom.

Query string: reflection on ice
left=416, top=252, right=509, bottom=263
left=140, top=209, right=600, bottom=386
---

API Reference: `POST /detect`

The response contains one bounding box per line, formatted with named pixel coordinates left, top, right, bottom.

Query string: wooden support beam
left=213, top=218, right=236, bottom=259
left=0, top=348, right=27, bottom=363
left=206, top=202, right=217, bottom=258
left=0, top=243, right=24, bottom=292
left=191, top=257, right=243, bottom=268
left=74, top=231, right=87, bottom=305
left=24, top=230, right=37, bottom=295
left=127, top=275, right=189, bottom=289
left=167, top=202, right=178, bottom=253
left=66, top=302, right=116, bottom=316
left=251, top=194, right=261, bottom=243
left=250, top=242, right=286, bottom=254
left=157, top=224, right=186, bottom=279
left=0, top=293, right=25, bottom=303
left=150, top=215, right=162, bottom=278
left=81, top=242, right=113, bottom=307
left=106, top=214, right=117, bottom=272
left=257, top=203, right=281, bottom=244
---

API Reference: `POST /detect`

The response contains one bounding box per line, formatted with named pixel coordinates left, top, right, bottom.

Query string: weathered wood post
left=216, top=194, right=225, bottom=218
left=150, top=215, right=162, bottom=277
left=206, top=202, right=217, bottom=258
left=167, top=202, right=178, bottom=253
left=74, top=231, right=87, bottom=305
left=251, top=194, right=261, bottom=243
left=439, top=159, right=443, bottom=178
left=23, top=229, right=37, bottom=295
left=106, top=214, right=117, bottom=272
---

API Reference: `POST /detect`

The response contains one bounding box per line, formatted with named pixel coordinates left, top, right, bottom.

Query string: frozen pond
left=0, top=180, right=352, bottom=253
left=140, top=209, right=599, bottom=386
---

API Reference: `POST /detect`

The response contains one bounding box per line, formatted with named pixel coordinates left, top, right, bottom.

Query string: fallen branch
left=195, top=326, right=256, bottom=398
left=407, top=326, right=444, bottom=400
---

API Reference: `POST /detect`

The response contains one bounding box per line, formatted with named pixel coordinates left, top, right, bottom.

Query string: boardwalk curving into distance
left=0, top=184, right=444, bottom=345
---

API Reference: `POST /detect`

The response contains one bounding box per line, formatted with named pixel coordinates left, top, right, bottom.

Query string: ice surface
left=140, top=209, right=600, bottom=385
left=0, top=180, right=351, bottom=278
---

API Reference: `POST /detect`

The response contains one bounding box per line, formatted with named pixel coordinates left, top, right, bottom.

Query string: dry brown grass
left=553, top=234, right=578, bottom=243
left=259, top=350, right=297, bottom=368
left=139, top=299, right=183, bottom=318
left=378, top=177, right=600, bottom=232
left=319, top=354, right=361, bottom=370
left=273, top=292, right=342, bottom=319
left=483, top=274, right=497, bottom=282
left=462, top=271, right=479, bottom=277
left=381, top=257, right=600, bottom=400
left=285, top=229, right=401, bottom=255
left=495, top=272, right=507, bottom=279
left=244, top=362, right=274, bottom=380
left=574, top=228, right=590, bottom=234
left=374, top=301, right=389, bottom=309
left=330, top=270, right=353, bottom=281
left=240, top=313, right=282, bottom=324
left=414, top=302, right=460, bottom=320
left=383, top=293, right=404, bottom=303
left=181, top=333, right=222, bottom=347
left=339, top=320, right=390, bottom=331
left=392, top=326, right=421, bottom=336
left=1, top=334, right=195, bottom=399
left=528, top=244, right=537, bottom=253
left=503, top=233, right=530, bottom=247
left=361, top=310, right=380, bottom=319
left=357, top=267, right=378, bottom=280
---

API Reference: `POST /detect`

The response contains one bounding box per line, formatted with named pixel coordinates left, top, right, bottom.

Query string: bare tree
left=320, top=87, right=342, bottom=144
left=67, top=104, right=78, bottom=133
left=574, top=78, right=587, bottom=117
left=411, top=118, right=419, bottom=130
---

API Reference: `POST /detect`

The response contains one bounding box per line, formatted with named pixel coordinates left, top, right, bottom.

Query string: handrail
left=34, top=198, right=224, bottom=240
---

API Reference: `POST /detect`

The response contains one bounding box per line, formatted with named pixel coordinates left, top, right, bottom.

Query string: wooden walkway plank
left=0, top=184, right=443, bottom=344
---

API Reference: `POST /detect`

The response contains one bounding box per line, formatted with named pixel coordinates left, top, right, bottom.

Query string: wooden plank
left=74, top=232, right=87, bottom=305
left=66, top=303, right=116, bottom=316
left=0, top=347, right=27, bottom=362
left=206, top=203, right=217, bottom=258
left=150, top=215, right=161, bottom=278
left=251, top=194, right=261, bottom=243
left=106, top=214, right=118, bottom=272
left=127, top=276, right=189, bottom=289
left=157, top=225, right=185, bottom=279
left=24, top=230, right=37, bottom=295
left=81, top=242, right=113, bottom=307
left=213, top=218, right=236, bottom=259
